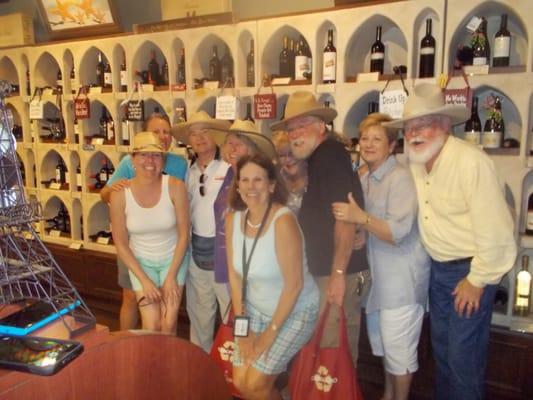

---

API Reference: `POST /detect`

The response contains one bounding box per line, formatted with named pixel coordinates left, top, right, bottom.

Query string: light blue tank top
left=232, top=206, right=318, bottom=316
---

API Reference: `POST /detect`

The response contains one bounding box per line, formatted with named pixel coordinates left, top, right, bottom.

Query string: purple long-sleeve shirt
left=213, top=168, right=234, bottom=283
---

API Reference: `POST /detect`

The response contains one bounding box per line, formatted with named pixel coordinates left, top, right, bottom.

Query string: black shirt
left=298, top=138, right=369, bottom=276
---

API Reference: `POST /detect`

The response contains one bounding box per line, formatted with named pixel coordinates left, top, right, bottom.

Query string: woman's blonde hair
left=359, top=112, right=397, bottom=143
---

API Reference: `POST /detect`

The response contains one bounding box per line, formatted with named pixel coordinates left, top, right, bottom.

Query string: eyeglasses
left=199, top=173, right=207, bottom=196
left=287, top=119, right=318, bottom=135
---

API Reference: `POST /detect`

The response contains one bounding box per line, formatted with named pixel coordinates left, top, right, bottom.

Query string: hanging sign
left=29, top=88, right=43, bottom=120
left=74, top=86, right=91, bottom=119
left=254, top=84, right=276, bottom=120
left=379, top=89, right=408, bottom=119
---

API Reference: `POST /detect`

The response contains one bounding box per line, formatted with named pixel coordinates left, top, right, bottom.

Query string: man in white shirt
left=172, top=111, right=231, bottom=352
left=385, top=84, right=517, bottom=400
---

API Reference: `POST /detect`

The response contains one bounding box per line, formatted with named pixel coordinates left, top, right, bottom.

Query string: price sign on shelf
left=97, top=236, right=110, bottom=245
left=49, top=230, right=62, bottom=238
left=379, top=90, right=408, bottom=119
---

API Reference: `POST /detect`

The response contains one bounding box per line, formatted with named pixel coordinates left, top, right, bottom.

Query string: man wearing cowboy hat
left=385, top=83, right=516, bottom=399
left=172, top=110, right=232, bottom=353
left=271, top=91, right=370, bottom=368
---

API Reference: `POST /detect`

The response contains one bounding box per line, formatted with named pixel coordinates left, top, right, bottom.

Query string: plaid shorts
left=233, top=301, right=318, bottom=375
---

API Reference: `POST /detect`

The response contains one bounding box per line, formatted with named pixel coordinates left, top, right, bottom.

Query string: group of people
left=103, top=83, right=517, bottom=400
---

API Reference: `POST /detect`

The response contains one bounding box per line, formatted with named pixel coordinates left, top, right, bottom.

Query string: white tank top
left=125, top=174, right=177, bottom=261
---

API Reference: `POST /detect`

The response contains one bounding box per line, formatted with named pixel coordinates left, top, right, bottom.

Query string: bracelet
left=365, top=213, right=371, bottom=226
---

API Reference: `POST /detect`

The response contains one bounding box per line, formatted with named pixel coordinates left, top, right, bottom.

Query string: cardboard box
left=0, top=13, right=35, bottom=48
left=161, top=0, right=233, bottom=19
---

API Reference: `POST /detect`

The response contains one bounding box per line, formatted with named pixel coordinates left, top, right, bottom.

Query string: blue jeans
left=430, top=258, right=497, bottom=400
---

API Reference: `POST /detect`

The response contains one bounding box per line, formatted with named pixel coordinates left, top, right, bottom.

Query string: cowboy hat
left=226, top=119, right=277, bottom=160
left=171, top=110, right=231, bottom=145
left=270, top=91, right=337, bottom=131
left=383, top=83, right=469, bottom=128
left=131, top=131, right=165, bottom=153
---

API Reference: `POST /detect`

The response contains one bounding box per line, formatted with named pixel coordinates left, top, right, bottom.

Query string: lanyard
left=241, top=201, right=272, bottom=315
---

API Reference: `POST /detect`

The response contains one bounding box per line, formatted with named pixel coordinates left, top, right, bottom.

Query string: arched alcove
left=237, top=30, right=255, bottom=87
left=131, top=40, right=167, bottom=88
left=79, top=46, right=111, bottom=87
left=342, top=90, right=381, bottom=139
left=412, top=8, right=441, bottom=79
left=85, top=151, right=115, bottom=192
left=33, top=52, right=61, bottom=88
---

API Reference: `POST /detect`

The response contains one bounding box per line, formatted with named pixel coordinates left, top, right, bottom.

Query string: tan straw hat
left=227, top=119, right=277, bottom=160
left=384, top=83, right=469, bottom=128
left=132, top=131, right=165, bottom=153
left=171, top=110, right=231, bottom=145
left=270, top=91, right=337, bottom=130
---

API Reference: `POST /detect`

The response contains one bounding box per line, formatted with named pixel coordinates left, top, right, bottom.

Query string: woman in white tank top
left=110, top=132, right=190, bottom=334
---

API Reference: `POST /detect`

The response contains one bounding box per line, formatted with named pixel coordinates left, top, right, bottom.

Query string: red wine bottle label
left=494, top=37, right=511, bottom=58
left=323, top=52, right=336, bottom=81
left=464, top=131, right=481, bottom=145
left=420, top=47, right=435, bottom=55
left=295, top=55, right=309, bottom=80
left=371, top=52, right=384, bottom=60
left=473, top=56, right=488, bottom=66
left=482, top=130, right=501, bottom=148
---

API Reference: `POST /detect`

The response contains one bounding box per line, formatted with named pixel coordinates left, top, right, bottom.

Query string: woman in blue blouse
left=332, top=113, right=430, bottom=400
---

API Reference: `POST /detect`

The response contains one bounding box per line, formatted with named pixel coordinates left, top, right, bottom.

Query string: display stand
left=0, top=81, right=95, bottom=337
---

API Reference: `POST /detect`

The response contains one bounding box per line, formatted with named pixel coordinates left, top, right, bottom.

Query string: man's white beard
left=406, top=134, right=446, bottom=165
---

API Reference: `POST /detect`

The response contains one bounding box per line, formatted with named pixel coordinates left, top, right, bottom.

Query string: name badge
left=233, top=316, right=250, bottom=337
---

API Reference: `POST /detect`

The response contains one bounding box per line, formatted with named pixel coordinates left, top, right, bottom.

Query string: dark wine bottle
left=161, top=60, right=169, bottom=86
left=76, top=164, right=82, bottom=191
left=220, top=45, right=234, bottom=86
left=279, top=36, right=291, bottom=78
left=463, top=96, right=482, bottom=145
left=148, top=50, right=160, bottom=86
left=370, top=26, right=385, bottom=74
left=55, top=158, right=67, bottom=186
left=323, top=29, right=337, bottom=84
left=120, top=52, right=127, bottom=91
left=56, top=69, right=62, bottom=91
left=26, top=69, right=31, bottom=96
left=294, top=38, right=309, bottom=81
left=472, top=17, right=490, bottom=66
left=527, top=193, right=533, bottom=235
left=96, top=52, right=105, bottom=87
left=324, top=101, right=334, bottom=131
left=209, top=45, right=221, bottom=82
left=288, top=39, right=295, bottom=80
left=70, top=65, right=76, bottom=93
left=104, top=61, right=112, bottom=89
left=246, top=39, right=255, bottom=87
left=177, top=48, right=186, bottom=86
left=419, top=19, right=436, bottom=78
left=99, top=108, right=109, bottom=139
left=244, top=102, right=254, bottom=122
left=493, top=14, right=511, bottom=67
left=482, top=96, right=504, bottom=149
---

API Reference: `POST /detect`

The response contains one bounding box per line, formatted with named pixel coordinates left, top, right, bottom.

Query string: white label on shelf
left=420, top=47, right=435, bottom=55
left=466, top=16, right=482, bottom=33
left=357, top=72, right=380, bottom=82
left=271, top=77, right=291, bottom=85
left=463, top=65, right=489, bottom=75
left=203, top=81, right=219, bottom=90
left=49, top=229, right=61, bottom=237
left=74, top=123, right=80, bottom=135
left=97, top=236, right=110, bottom=245
left=49, top=182, right=62, bottom=190
left=69, top=242, right=83, bottom=250
left=322, top=52, right=337, bottom=81
left=472, top=57, right=488, bottom=66
left=370, top=52, right=384, bottom=60
left=482, top=131, right=501, bottom=149
left=104, top=72, right=112, bottom=85
left=65, top=172, right=70, bottom=184
left=120, top=70, right=127, bottom=86
left=121, top=120, right=131, bottom=142
left=516, top=270, right=531, bottom=307
left=494, top=37, right=511, bottom=58
left=89, top=86, right=102, bottom=94
left=527, top=212, right=533, bottom=230
left=141, top=84, right=154, bottom=92
left=379, top=90, right=408, bottom=119
left=295, top=55, right=309, bottom=80
left=76, top=173, right=82, bottom=188
left=464, top=131, right=481, bottom=146
left=91, top=137, right=105, bottom=145
left=29, top=100, right=44, bottom=120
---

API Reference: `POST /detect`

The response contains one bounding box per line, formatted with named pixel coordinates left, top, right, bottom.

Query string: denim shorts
left=129, top=251, right=190, bottom=291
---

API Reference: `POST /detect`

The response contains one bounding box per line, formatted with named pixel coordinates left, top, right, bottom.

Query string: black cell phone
left=0, top=335, right=84, bottom=376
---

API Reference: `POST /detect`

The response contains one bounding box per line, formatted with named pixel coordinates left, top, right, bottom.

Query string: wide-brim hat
left=132, top=131, right=165, bottom=153
left=270, top=91, right=337, bottom=131
left=383, top=83, right=469, bottom=128
left=226, top=119, right=277, bottom=160
left=171, top=110, right=231, bottom=145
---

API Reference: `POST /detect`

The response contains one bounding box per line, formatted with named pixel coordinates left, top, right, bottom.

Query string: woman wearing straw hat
left=109, top=131, right=190, bottom=334
left=171, top=111, right=232, bottom=352
left=214, top=119, right=277, bottom=287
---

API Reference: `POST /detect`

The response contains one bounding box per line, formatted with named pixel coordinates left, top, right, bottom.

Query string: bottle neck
left=500, top=15, right=508, bottom=30
left=426, top=19, right=432, bottom=36
left=376, top=26, right=382, bottom=41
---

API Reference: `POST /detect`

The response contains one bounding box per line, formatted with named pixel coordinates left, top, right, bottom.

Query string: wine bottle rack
left=1, top=0, right=533, bottom=325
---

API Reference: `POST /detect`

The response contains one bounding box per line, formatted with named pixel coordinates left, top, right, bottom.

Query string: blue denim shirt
left=361, top=156, right=430, bottom=313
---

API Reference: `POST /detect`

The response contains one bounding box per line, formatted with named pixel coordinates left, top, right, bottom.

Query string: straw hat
left=270, top=91, right=337, bottom=130
left=131, top=131, right=165, bottom=153
left=171, top=110, right=231, bottom=145
left=384, top=83, right=469, bottom=128
left=226, top=119, right=277, bottom=160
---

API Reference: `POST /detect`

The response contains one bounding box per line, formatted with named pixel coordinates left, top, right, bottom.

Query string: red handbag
left=289, top=304, right=364, bottom=400
left=209, top=311, right=243, bottom=398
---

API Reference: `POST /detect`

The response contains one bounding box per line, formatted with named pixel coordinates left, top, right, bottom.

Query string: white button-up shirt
left=409, top=135, right=517, bottom=287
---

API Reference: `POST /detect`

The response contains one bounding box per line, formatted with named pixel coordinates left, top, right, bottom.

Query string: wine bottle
left=148, top=50, right=160, bottom=86
left=73, top=118, right=80, bottom=144
left=56, top=69, right=62, bottom=90
left=177, top=48, right=186, bottom=86
left=70, top=66, right=76, bottom=93
left=526, top=193, right=533, bottom=235
left=370, top=26, right=385, bottom=74
left=99, top=108, right=109, bottom=139
left=514, top=255, right=532, bottom=316
left=464, top=96, right=482, bottom=145
left=472, top=17, right=490, bottom=66
left=295, top=38, right=309, bottom=81
left=104, top=61, right=112, bottom=89
left=324, top=101, right=334, bottom=131
left=244, top=102, right=254, bottom=122
left=76, top=164, right=82, bottom=191
left=279, top=36, right=290, bottom=78
left=246, top=39, right=255, bottom=87
left=26, top=69, right=31, bottom=96
left=96, top=52, right=105, bottom=87
left=55, top=158, right=67, bottom=186
left=482, top=96, right=504, bottom=149
left=493, top=14, right=511, bottom=67
left=160, top=60, right=168, bottom=86
left=220, top=45, right=234, bottom=86
left=419, top=19, right=436, bottom=78
left=288, top=39, right=295, bottom=79
left=209, top=45, right=221, bottom=82
left=56, top=204, right=71, bottom=234
left=97, top=160, right=113, bottom=188
left=121, top=116, right=130, bottom=146
left=303, top=35, right=312, bottom=80
left=120, top=52, right=127, bottom=91
left=323, top=29, right=337, bottom=84
left=106, top=112, right=115, bottom=143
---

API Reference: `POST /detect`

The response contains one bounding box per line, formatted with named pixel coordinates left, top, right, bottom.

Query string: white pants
left=186, top=259, right=231, bottom=353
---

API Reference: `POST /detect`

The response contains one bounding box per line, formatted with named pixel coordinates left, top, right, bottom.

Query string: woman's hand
left=162, top=277, right=182, bottom=308
left=332, top=192, right=366, bottom=224
left=109, top=178, right=131, bottom=192
left=251, top=329, right=276, bottom=362
left=236, top=333, right=257, bottom=367
left=140, top=278, right=162, bottom=304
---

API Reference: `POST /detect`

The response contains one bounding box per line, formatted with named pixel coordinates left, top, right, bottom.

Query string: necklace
left=246, top=219, right=262, bottom=229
